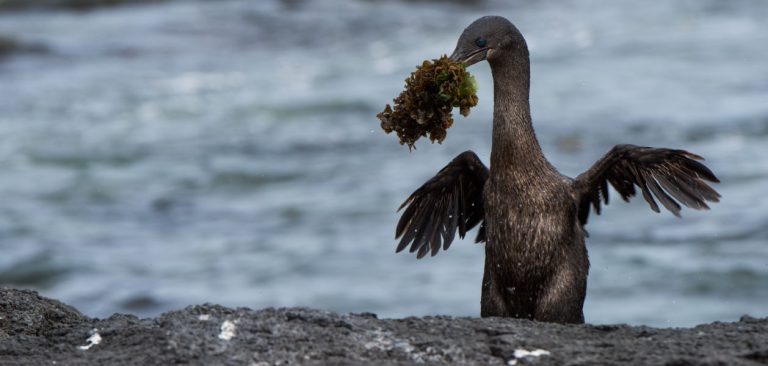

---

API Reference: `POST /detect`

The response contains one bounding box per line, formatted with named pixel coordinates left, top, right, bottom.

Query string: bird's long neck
left=488, top=50, right=549, bottom=178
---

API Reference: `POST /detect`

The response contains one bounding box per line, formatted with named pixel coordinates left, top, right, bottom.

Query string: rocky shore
left=0, top=288, right=766, bottom=365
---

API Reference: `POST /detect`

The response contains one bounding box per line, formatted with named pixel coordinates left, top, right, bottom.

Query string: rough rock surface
left=0, top=288, right=766, bottom=365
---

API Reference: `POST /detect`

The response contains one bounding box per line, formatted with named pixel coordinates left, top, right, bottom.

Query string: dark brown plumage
left=396, top=151, right=487, bottom=259
left=574, top=144, right=720, bottom=225
left=394, top=16, right=720, bottom=324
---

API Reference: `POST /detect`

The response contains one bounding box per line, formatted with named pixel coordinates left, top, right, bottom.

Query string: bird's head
left=449, top=16, right=527, bottom=67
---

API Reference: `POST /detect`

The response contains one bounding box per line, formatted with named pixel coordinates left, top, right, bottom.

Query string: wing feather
left=395, top=151, right=488, bottom=258
left=574, top=144, right=720, bottom=226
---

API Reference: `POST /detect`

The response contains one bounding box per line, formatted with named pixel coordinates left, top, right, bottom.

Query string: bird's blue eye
left=475, top=37, right=487, bottom=47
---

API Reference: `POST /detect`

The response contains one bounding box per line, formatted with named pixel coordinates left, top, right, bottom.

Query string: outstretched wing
left=574, top=144, right=720, bottom=226
left=396, top=150, right=488, bottom=259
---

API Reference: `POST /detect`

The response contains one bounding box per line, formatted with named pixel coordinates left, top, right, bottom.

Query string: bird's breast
left=482, top=174, right=578, bottom=276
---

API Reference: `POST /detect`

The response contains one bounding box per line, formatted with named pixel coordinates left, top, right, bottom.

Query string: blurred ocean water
left=0, top=0, right=766, bottom=327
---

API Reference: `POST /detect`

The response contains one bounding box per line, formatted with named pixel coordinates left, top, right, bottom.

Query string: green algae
left=377, top=55, right=479, bottom=149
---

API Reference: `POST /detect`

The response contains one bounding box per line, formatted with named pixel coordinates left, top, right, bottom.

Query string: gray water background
left=0, top=0, right=766, bottom=327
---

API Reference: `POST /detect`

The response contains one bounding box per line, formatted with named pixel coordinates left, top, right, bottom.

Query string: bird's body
left=479, top=30, right=588, bottom=321
left=482, top=167, right=588, bottom=322
left=394, top=16, right=719, bottom=324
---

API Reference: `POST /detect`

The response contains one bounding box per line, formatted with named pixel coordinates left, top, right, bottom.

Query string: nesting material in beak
left=376, top=55, right=479, bottom=149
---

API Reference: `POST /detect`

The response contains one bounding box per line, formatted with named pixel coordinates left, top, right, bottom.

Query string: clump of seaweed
left=377, top=55, right=478, bottom=149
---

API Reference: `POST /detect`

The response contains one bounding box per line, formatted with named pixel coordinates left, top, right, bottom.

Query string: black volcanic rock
left=0, top=288, right=766, bottom=365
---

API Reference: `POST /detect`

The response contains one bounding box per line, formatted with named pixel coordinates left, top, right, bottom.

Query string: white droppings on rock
left=78, top=329, right=102, bottom=350
left=364, top=330, right=420, bottom=358
left=218, top=320, right=237, bottom=341
left=508, top=348, right=551, bottom=364
left=513, top=349, right=551, bottom=358
left=198, top=314, right=211, bottom=321
left=363, top=330, right=396, bottom=351
left=395, top=341, right=415, bottom=354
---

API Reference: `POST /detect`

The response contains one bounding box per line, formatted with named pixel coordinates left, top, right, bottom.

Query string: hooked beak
left=449, top=47, right=491, bottom=66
